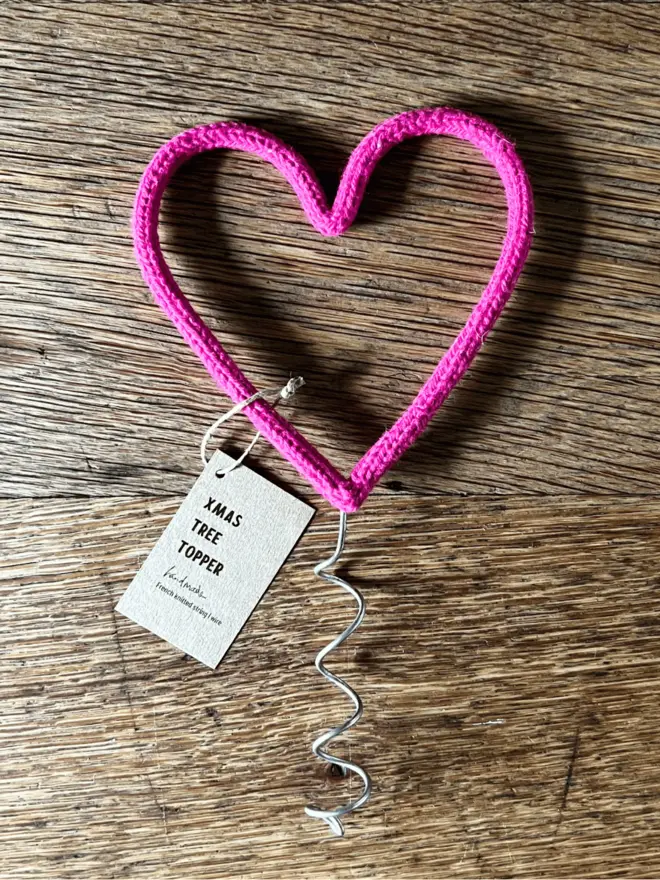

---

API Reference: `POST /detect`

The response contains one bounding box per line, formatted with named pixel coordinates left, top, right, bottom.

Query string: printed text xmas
left=176, top=495, right=243, bottom=575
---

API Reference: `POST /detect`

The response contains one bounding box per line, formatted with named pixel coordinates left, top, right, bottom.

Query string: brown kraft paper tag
left=116, top=450, right=315, bottom=668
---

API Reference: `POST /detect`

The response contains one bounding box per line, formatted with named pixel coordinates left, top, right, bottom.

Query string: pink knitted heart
left=133, top=107, right=533, bottom=512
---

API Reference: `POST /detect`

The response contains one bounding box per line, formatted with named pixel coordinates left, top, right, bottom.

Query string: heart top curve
left=133, top=107, right=534, bottom=512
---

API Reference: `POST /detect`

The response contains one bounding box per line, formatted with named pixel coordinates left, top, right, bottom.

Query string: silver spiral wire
left=304, top=512, right=372, bottom=837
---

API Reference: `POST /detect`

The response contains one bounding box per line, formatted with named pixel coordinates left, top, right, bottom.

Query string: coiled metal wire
left=304, top=512, right=372, bottom=836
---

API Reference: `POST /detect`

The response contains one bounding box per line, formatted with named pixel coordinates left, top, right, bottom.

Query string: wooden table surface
left=2, top=2, right=659, bottom=877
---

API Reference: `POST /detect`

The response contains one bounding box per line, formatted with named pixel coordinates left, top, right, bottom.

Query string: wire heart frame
left=133, top=107, right=533, bottom=511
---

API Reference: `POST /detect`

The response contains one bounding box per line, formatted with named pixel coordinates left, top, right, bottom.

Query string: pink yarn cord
left=133, top=107, right=534, bottom=512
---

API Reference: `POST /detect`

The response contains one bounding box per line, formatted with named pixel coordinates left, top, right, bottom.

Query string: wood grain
left=1, top=1, right=658, bottom=500
left=3, top=496, right=660, bottom=879
left=1, top=1, right=659, bottom=877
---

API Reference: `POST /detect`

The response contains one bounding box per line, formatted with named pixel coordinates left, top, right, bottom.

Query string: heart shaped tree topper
left=133, top=107, right=533, bottom=512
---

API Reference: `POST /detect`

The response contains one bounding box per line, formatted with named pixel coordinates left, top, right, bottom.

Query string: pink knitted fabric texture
left=133, top=107, right=534, bottom=512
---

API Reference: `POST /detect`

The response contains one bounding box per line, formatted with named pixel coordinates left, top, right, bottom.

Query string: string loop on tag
left=200, top=376, right=304, bottom=477
left=305, top=512, right=372, bottom=836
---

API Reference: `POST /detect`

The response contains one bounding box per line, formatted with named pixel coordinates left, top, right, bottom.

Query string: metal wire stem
left=304, top=512, right=372, bottom=837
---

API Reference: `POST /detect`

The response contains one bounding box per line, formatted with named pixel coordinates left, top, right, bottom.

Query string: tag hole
left=214, top=472, right=225, bottom=479
left=327, top=763, right=347, bottom=779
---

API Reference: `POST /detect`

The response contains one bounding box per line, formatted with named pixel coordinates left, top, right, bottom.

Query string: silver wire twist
left=199, top=376, right=304, bottom=472
left=304, top=512, right=372, bottom=837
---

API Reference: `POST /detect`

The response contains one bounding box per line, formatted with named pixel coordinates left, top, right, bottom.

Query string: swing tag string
left=200, top=376, right=305, bottom=476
